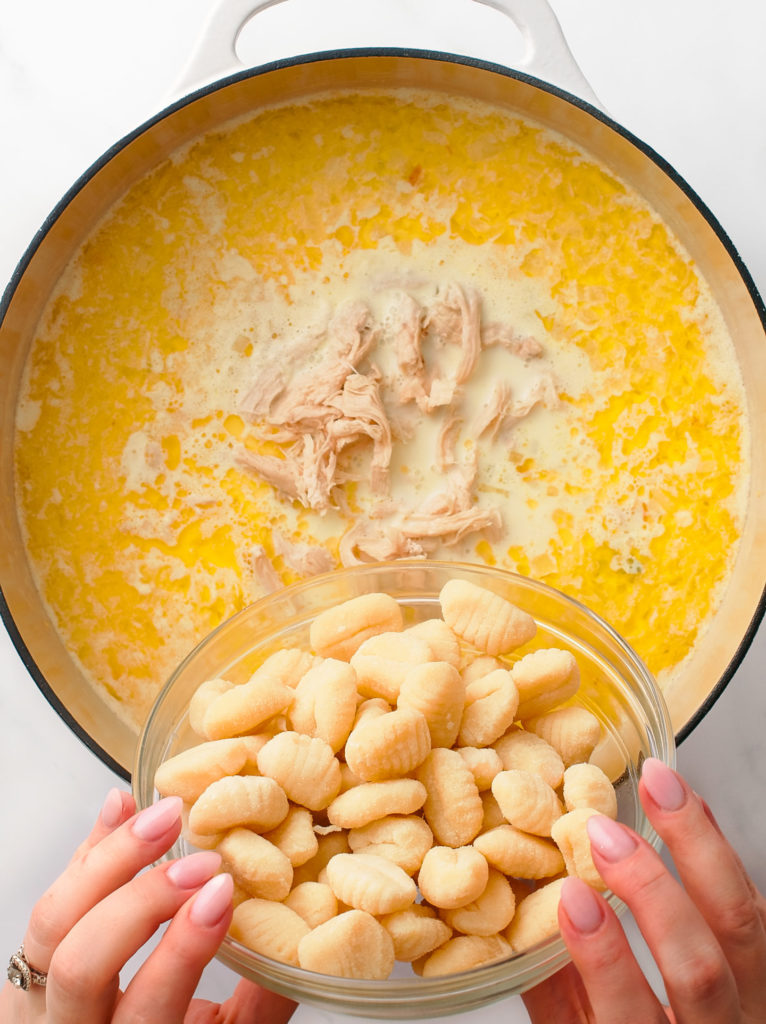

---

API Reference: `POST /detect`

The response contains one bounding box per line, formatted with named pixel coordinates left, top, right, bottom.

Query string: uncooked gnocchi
left=440, top=868, right=516, bottom=935
left=380, top=904, right=452, bottom=962
left=310, top=592, right=403, bottom=660
left=416, top=747, right=484, bottom=848
left=347, top=814, right=433, bottom=875
left=491, top=769, right=564, bottom=837
left=344, top=706, right=431, bottom=781
left=417, top=845, right=489, bottom=910
left=440, top=579, right=537, bottom=655
left=188, top=774, right=289, bottom=836
left=297, top=909, right=395, bottom=979
left=153, top=577, right=625, bottom=982
left=325, top=852, right=417, bottom=915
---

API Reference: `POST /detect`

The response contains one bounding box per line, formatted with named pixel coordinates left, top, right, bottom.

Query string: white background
left=1, top=1, right=765, bottom=1020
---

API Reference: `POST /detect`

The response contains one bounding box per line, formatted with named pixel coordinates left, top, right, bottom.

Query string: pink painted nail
left=131, top=796, right=183, bottom=841
left=166, top=851, right=222, bottom=890
left=189, top=873, right=234, bottom=928
left=100, top=787, right=124, bottom=829
left=641, top=758, right=686, bottom=812
left=560, top=876, right=604, bottom=934
left=587, top=815, right=638, bottom=863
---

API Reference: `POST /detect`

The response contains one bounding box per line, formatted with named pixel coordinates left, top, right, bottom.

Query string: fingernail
left=641, top=758, right=686, bottom=812
left=167, top=851, right=222, bottom=890
left=587, top=815, right=638, bottom=863
left=131, top=796, right=183, bottom=841
left=189, top=873, right=234, bottom=928
left=560, top=876, right=605, bottom=934
left=100, top=787, right=124, bottom=829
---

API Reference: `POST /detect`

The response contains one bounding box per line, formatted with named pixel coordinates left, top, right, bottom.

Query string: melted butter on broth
left=14, top=90, right=748, bottom=728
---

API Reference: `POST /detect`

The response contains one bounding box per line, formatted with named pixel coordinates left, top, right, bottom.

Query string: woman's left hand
left=1, top=789, right=298, bottom=1024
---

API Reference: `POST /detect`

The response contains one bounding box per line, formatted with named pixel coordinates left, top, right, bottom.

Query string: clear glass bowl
left=134, top=560, right=675, bottom=1018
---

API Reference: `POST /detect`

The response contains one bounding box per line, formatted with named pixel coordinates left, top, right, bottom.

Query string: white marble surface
left=1, top=1, right=765, bottom=1020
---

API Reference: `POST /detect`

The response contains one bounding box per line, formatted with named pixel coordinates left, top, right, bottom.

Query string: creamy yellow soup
left=14, top=89, right=748, bottom=729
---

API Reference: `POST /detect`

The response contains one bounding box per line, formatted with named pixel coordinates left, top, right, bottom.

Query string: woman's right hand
left=522, top=759, right=766, bottom=1022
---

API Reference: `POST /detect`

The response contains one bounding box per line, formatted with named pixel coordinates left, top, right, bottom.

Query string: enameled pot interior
left=1, top=50, right=765, bottom=777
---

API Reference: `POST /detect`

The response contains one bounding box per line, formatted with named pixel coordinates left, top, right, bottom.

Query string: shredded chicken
left=444, top=282, right=482, bottom=386
left=237, top=450, right=300, bottom=501
left=268, top=300, right=378, bottom=420
left=414, top=283, right=481, bottom=412
left=436, top=409, right=463, bottom=471
left=482, top=323, right=544, bottom=359
left=237, top=280, right=558, bottom=579
left=399, top=505, right=503, bottom=546
left=248, top=544, right=282, bottom=594
left=239, top=364, right=286, bottom=419
left=504, top=373, right=560, bottom=429
left=339, top=521, right=426, bottom=566
left=326, top=371, right=392, bottom=496
left=272, top=533, right=335, bottom=576
left=472, top=381, right=513, bottom=440
left=391, top=292, right=428, bottom=407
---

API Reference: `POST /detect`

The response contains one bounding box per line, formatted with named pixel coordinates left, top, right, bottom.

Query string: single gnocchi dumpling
left=218, top=828, right=294, bottom=901
left=188, top=774, right=289, bottom=835
left=344, top=706, right=431, bottom=781
left=505, top=878, right=566, bottom=952
left=491, top=769, right=563, bottom=837
left=439, top=579, right=536, bottom=656
left=348, top=814, right=434, bottom=875
left=262, top=804, right=318, bottom=867
left=551, top=807, right=606, bottom=890
left=420, top=934, right=512, bottom=977
left=455, top=746, right=503, bottom=791
left=283, top=881, right=339, bottom=929
left=439, top=867, right=516, bottom=935
left=473, top=823, right=565, bottom=880
left=380, top=904, right=453, bottom=962
left=288, top=658, right=358, bottom=753
left=297, top=909, right=395, bottom=979
left=492, top=728, right=565, bottom=790
left=230, top=897, right=309, bottom=966
left=417, top=747, right=484, bottom=848
left=327, top=779, right=427, bottom=829
left=511, top=648, right=580, bottom=720
left=201, top=668, right=294, bottom=741
left=458, top=668, right=519, bottom=748
left=257, top=731, right=341, bottom=811
left=325, top=852, right=417, bottom=915
left=525, top=706, right=602, bottom=767
left=397, top=660, right=466, bottom=749
left=310, top=592, right=403, bottom=661
left=562, top=762, right=618, bottom=818
left=417, top=845, right=489, bottom=910
left=154, top=738, right=248, bottom=804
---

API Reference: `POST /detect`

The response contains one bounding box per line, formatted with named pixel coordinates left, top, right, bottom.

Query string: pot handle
left=170, top=0, right=604, bottom=111
left=474, top=0, right=604, bottom=109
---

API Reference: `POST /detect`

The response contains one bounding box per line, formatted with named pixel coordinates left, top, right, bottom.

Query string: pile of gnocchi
left=154, top=578, right=620, bottom=980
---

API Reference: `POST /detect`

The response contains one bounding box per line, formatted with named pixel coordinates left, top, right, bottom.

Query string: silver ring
left=7, top=945, right=47, bottom=991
